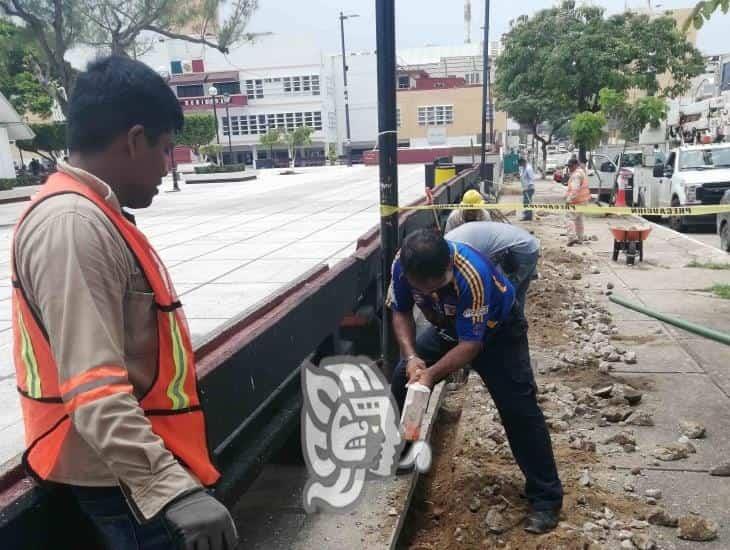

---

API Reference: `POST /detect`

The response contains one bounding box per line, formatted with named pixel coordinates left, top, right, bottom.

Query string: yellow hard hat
left=461, top=189, right=485, bottom=206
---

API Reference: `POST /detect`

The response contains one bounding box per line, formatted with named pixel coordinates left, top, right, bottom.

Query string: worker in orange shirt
left=12, top=55, right=237, bottom=549
left=565, top=156, right=591, bottom=246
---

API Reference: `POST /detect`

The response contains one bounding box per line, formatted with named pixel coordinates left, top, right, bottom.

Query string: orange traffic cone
left=614, top=171, right=629, bottom=207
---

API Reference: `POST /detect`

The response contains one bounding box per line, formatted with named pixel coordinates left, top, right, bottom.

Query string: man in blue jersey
left=387, top=229, right=563, bottom=534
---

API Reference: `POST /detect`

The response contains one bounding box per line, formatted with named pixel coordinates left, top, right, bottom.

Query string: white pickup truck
left=637, top=143, right=730, bottom=232
left=593, top=143, right=730, bottom=232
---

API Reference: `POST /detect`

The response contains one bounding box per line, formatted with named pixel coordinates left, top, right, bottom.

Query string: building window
left=302, top=75, right=311, bottom=92
left=231, top=116, right=240, bottom=136
left=177, top=84, right=205, bottom=98
left=222, top=116, right=229, bottom=136
left=328, top=111, right=337, bottom=129
left=215, top=81, right=242, bottom=95
left=230, top=111, right=324, bottom=135
left=465, top=72, right=480, bottom=85
left=398, top=75, right=410, bottom=89
left=417, top=105, right=454, bottom=126
left=314, top=111, right=322, bottom=129
left=170, top=61, right=183, bottom=75
left=245, top=79, right=264, bottom=99
left=396, top=108, right=401, bottom=129
left=312, top=75, right=320, bottom=95
left=283, top=75, right=320, bottom=96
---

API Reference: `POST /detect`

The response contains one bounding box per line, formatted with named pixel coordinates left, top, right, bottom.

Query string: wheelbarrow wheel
left=612, top=240, right=620, bottom=262
left=626, top=241, right=637, bottom=265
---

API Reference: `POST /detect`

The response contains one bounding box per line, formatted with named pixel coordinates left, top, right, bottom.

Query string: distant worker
left=519, top=158, right=536, bottom=221
left=12, top=56, right=237, bottom=549
left=387, top=229, right=563, bottom=534
left=444, top=188, right=489, bottom=233
left=565, top=156, right=591, bottom=246
left=447, top=221, right=540, bottom=317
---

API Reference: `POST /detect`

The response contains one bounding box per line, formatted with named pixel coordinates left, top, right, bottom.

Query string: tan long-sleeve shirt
left=14, top=162, right=200, bottom=521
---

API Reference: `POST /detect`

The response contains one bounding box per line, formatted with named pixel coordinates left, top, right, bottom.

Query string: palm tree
left=259, top=129, right=282, bottom=167
left=284, top=126, right=314, bottom=168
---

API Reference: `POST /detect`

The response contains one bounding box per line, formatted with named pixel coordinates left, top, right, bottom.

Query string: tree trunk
left=579, top=146, right=587, bottom=164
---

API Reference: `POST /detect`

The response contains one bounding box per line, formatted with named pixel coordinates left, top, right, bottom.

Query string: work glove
left=164, top=489, right=238, bottom=550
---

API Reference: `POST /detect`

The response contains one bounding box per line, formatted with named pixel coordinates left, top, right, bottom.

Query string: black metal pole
left=480, top=0, right=491, bottom=193
left=376, top=0, right=398, bottom=378
left=340, top=12, right=353, bottom=167
left=211, top=96, right=220, bottom=163
left=171, top=149, right=180, bottom=191
left=225, top=101, right=233, bottom=165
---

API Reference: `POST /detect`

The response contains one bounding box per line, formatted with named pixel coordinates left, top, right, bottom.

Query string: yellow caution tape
left=379, top=202, right=730, bottom=217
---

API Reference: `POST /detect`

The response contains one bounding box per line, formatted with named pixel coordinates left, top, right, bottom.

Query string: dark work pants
left=505, top=249, right=539, bottom=318
left=70, top=486, right=175, bottom=549
left=391, top=320, right=563, bottom=511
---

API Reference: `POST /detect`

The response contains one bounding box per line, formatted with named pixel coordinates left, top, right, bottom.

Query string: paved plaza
left=0, top=164, right=426, bottom=464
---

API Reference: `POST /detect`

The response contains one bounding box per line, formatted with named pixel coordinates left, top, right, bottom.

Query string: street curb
left=0, top=195, right=31, bottom=206
left=647, top=220, right=727, bottom=259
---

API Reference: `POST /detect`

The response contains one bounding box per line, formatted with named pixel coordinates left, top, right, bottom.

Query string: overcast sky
left=246, top=0, right=730, bottom=55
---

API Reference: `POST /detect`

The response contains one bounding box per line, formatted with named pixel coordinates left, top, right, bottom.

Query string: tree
left=598, top=88, right=668, bottom=143
left=259, top=129, right=281, bottom=163
left=16, top=123, right=67, bottom=161
left=0, top=0, right=260, bottom=115
left=0, top=20, right=53, bottom=118
left=284, top=126, right=314, bottom=168
left=495, top=1, right=704, bottom=160
left=571, top=112, right=606, bottom=158
left=684, top=0, right=729, bottom=30
left=176, top=114, right=216, bottom=157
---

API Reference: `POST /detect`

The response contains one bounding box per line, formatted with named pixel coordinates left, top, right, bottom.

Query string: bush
left=194, top=164, right=247, bottom=174
left=0, top=178, right=14, bottom=190
left=14, top=173, right=38, bottom=187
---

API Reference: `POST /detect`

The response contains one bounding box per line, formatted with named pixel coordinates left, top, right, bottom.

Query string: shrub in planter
left=194, top=163, right=247, bottom=174
left=0, top=179, right=15, bottom=191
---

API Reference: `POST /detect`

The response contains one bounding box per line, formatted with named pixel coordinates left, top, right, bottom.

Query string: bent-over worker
left=446, top=221, right=540, bottom=317
left=387, top=229, right=563, bottom=534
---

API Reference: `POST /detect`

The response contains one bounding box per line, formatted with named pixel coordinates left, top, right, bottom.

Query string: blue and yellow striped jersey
left=388, top=241, right=515, bottom=341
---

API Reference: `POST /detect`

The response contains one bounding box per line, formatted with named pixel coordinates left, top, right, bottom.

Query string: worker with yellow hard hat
left=444, top=188, right=489, bottom=233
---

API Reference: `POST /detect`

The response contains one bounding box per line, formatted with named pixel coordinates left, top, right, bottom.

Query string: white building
left=0, top=93, right=33, bottom=180
left=140, top=34, right=335, bottom=167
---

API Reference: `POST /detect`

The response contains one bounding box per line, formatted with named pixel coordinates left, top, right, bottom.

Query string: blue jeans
left=503, top=249, right=539, bottom=317
left=390, top=320, right=563, bottom=512
left=522, top=187, right=535, bottom=220
left=70, top=486, right=175, bottom=550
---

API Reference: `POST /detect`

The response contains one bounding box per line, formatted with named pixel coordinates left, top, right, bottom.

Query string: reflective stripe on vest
left=11, top=172, right=220, bottom=486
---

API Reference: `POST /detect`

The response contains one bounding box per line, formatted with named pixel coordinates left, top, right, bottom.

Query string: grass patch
left=709, top=284, right=730, bottom=299
left=686, top=260, right=730, bottom=270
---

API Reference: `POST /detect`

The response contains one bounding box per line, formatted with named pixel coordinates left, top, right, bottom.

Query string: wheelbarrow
left=610, top=224, right=652, bottom=265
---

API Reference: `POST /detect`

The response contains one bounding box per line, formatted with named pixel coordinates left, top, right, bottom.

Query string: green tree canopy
left=259, top=128, right=281, bottom=157
left=0, top=0, right=260, bottom=115
left=284, top=127, right=314, bottom=168
left=599, top=88, right=668, bottom=142
left=176, top=114, right=216, bottom=154
left=571, top=112, right=606, bottom=155
left=684, top=0, right=729, bottom=30
left=496, top=0, right=704, bottom=159
left=0, top=20, right=53, bottom=118
left=16, top=123, right=67, bottom=161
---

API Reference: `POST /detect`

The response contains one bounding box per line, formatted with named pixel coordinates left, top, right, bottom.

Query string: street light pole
left=480, top=0, right=491, bottom=193
left=223, top=93, right=234, bottom=166
left=208, top=85, right=221, bottom=164
left=339, top=12, right=359, bottom=167
left=376, top=0, right=398, bottom=378
left=156, top=67, right=180, bottom=191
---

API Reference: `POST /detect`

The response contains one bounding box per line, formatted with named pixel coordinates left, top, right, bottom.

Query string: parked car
left=718, top=189, right=730, bottom=252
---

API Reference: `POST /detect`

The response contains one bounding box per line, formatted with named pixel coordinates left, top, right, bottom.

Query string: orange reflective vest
left=12, top=172, right=220, bottom=486
left=567, top=168, right=591, bottom=205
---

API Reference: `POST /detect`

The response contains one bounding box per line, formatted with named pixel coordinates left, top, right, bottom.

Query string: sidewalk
left=401, top=179, right=730, bottom=549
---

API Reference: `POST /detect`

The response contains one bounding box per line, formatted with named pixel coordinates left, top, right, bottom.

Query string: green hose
left=609, top=294, right=730, bottom=347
